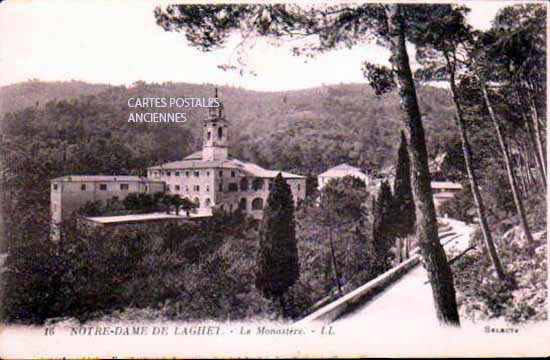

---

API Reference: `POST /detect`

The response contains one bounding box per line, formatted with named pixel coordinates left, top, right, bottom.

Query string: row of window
left=167, top=184, right=210, bottom=193
left=151, top=170, right=238, bottom=178
left=52, top=183, right=130, bottom=191
left=165, top=182, right=247, bottom=194
left=53, top=179, right=301, bottom=193
left=235, top=178, right=301, bottom=192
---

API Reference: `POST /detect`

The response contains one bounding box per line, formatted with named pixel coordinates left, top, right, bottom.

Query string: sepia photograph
left=0, top=0, right=547, bottom=357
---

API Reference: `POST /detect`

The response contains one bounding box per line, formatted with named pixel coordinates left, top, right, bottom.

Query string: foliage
left=315, top=176, right=370, bottom=290
left=1, top=221, right=62, bottom=324
left=362, top=63, right=396, bottom=96
left=372, top=180, right=395, bottom=272
left=123, top=193, right=152, bottom=212
left=78, top=200, right=104, bottom=216
left=392, top=131, right=416, bottom=238
left=305, top=173, right=319, bottom=199
left=455, top=225, right=546, bottom=323
left=0, top=211, right=280, bottom=324
left=294, top=178, right=374, bottom=306
left=437, top=186, right=475, bottom=223
left=319, top=176, right=367, bottom=223
left=255, top=173, right=299, bottom=302
left=454, top=189, right=547, bottom=323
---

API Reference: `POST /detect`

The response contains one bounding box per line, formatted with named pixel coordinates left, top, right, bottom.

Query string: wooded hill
left=0, top=80, right=457, bottom=176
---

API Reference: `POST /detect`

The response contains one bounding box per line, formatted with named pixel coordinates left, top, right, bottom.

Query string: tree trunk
left=397, top=237, right=403, bottom=263
left=478, top=77, right=535, bottom=248
left=515, top=139, right=531, bottom=194
left=328, top=227, right=342, bottom=295
left=514, top=86, right=546, bottom=186
left=521, top=141, right=537, bottom=187
left=512, top=143, right=527, bottom=195
left=518, top=143, right=530, bottom=192
left=447, top=61, right=506, bottom=281
left=523, top=79, right=546, bottom=176
left=279, top=296, right=286, bottom=319
left=384, top=4, right=460, bottom=326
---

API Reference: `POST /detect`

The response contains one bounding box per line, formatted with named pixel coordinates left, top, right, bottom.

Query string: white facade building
left=147, top=95, right=306, bottom=220
left=318, top=163, right=370, bottom=190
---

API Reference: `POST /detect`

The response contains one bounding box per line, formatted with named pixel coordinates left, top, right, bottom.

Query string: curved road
left=333, top=218, right=474, bottom=327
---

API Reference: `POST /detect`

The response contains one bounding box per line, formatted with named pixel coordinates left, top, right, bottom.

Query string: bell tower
left=203, top=88, right=228, bottom=161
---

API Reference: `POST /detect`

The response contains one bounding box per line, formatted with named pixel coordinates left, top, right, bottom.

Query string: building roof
left=235, top=160, right=304, bottom=179
left=431, top=181, right=463, bottom=190
left=319, top=163, right=368, bottom=178
left=51, top=175, right=161, bottom=183
left=148, top=156, right=304, bottom=179
left=184, top=150, right=204, bottom=160
left=85, top=210, right=212, bottom=224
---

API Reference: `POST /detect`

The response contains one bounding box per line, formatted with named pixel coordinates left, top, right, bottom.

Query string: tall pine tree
left=255, top=173, right=299, bottom=316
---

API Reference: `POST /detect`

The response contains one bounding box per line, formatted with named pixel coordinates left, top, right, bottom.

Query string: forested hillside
left=0, top=80, right=457, bottom=176
left=0, top=80, right=110, bottom=116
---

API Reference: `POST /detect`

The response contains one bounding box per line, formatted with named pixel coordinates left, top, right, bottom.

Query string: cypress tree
left=393, top=130, right=416, bottom=238
left=305, top=173, right=319, bottom=198
left=372, top=180, right=395, bottom=274
left=255, top=173, right=299, bottom=315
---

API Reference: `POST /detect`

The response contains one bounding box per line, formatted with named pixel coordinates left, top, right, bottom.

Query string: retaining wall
left=296, top=230, right=459, bottom=324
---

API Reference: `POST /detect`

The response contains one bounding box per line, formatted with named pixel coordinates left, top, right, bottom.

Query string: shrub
left=454, top=222, right=547, bottom=323
left=438, top=186, right=475, bottom=223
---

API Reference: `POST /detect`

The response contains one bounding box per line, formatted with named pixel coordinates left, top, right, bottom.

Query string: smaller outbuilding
left=318, top=163, right=371, bottom=191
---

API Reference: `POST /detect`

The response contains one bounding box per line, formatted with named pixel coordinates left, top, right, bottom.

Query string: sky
left=0, top=0, right=530, bottom=91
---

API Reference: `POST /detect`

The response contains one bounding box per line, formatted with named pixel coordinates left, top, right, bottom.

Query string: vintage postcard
left=0, top=0, right=548, bottom=358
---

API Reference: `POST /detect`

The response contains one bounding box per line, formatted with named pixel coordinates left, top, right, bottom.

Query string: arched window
left=239, top=198, right=247, bottom=211
left=194, top=197, right=200, bottom=208
left=205, top=198, right=211, bottom=207
left=229, top=203, right=233, bottom=212
left=252, top=198, right=264, bottom=210
left=240, top=178, right=249, bottom=191
left=218, top=126, right=223, bottom=139
left=207, top=131, right=211, bottom=140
